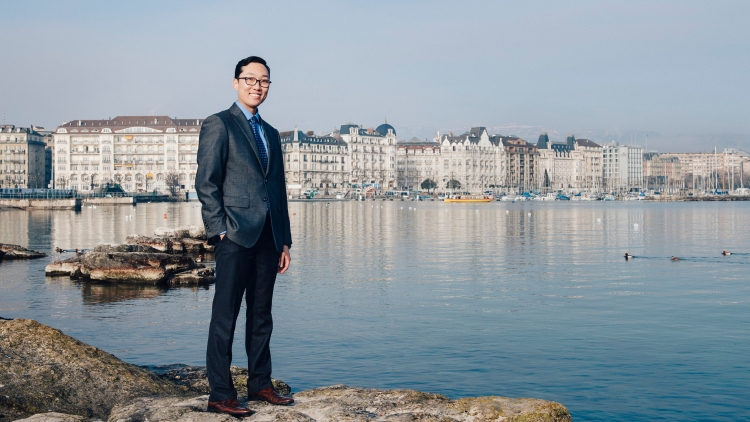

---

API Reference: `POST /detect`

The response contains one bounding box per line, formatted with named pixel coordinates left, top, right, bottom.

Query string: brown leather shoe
left=248, top=387, right=294, bottom=405
left=207, top=398, right=255, bottom=416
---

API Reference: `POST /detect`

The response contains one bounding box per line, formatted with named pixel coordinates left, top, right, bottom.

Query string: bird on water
left=671, top=256, right=681, bottom=261
left=722, top=250, right=732, bottom=256
left=625, top=252, right=634, bottom=260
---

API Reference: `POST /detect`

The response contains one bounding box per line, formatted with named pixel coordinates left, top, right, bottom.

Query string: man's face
left=233, top=62, right=270, bottom=113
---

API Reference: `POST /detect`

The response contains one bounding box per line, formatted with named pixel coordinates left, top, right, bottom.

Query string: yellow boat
left=444, top=196, right=493, bottom=203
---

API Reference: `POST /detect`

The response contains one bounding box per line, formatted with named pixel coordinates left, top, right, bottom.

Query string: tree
left=421, top=178, right=437, bottom=194
left=90, top=174, right=98, bottom=191
left=56, top=175, right=69, bottom=189
left=165, top=171, right=181, bottom=198
left=446, top=179, right=461, bottom=190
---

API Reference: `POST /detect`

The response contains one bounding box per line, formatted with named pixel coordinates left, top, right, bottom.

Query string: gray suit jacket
left=196, top=103, right=292, bottom=252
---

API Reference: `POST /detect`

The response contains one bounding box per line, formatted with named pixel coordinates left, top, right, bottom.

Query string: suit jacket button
left=262, top=197, right=268, bottom=201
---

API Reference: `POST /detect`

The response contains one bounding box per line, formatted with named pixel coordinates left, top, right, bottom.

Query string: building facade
left=643, top=152, right=681, bottom=191
left=602, top=142, right=643, bottom=191
left=433, top=127, right=507, bottom=193
left=536, top=134, right=603, bottom=191
left=501, top=136, right=538, bottom=193
left=337, top=123, right=397, bottom=188
left=280, top=127, right=349, bottom=195
left=0, top=125, right=46, bottom=189
left=396, top=139, right=442, bottom=191
left=660, top=149, right=750, bottom=191
left=53, top=116, right=202, bottom=192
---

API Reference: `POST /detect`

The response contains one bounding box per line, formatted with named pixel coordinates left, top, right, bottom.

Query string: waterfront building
left=280, top=127, right=349, bottom=196
left=337, top=122, right=397, bottom=189
left=500, top=135, right=538, bottom=193
left=659, top=149, right=750, bottom=191
left=643, top=152, right=681, bottom=191
left=53, top=116, right=202, bottom=192
left=536, top=133, right=575, bottom=191
left=433, top=127, right=507, bottom=193
left=34, top=126, right=55, bottom=189
left=0, top=125, right=47, bottom=189
left=571, top=137, right=604, bottom=191
left=602, top=142, right=643, bottom=191
left=395, top=138, right=441, bottom=191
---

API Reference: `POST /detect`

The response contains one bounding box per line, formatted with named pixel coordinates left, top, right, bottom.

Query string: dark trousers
left=206, top=215, right=279, bottom=401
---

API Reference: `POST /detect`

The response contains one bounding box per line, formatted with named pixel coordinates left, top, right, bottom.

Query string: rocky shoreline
left=44, top=226, right=215, bottom=286
left=1, top=318, right=571, bottom=421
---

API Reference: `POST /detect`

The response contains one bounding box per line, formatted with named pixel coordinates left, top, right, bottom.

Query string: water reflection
left=1, top=201, right=750, bottom=421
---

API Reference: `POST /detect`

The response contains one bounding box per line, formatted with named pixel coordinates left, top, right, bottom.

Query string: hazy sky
left=1, top=0, right=748, bottom=150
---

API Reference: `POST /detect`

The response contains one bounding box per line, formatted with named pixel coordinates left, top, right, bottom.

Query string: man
left=196, top=56, right=293, bottom=417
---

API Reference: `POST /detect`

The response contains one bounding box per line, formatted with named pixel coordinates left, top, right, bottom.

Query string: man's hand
left=278, top=245, right=291, bottom=274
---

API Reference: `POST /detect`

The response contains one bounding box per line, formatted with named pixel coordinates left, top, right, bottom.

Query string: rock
left=0, top=319, right=189, bottom=421
left=45, top=256, right=83, bottom=277
left=150, top=365, right=290, bottom=397
left=169, top=268, right=216, bottom=286
left=154, top=225, right=207, bottom=240
left=107, top=396, right=233, bottom=422
left=14, top=412, right=86, bottom=421
left=108, top=386, right=571, bottom=422
left=93, top=244, right=160, bottom=253
left=46, top=252, right=197, bottom=284
left=126, top=235, right=214, bottom=254
left=0, top=243, right=47, bottom=260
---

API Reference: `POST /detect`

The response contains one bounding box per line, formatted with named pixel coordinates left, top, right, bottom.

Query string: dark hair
left=234, top=56, right=270, bottom=79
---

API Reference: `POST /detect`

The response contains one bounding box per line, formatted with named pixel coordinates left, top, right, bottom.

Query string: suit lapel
left=229, top=103, right=264, bottom=173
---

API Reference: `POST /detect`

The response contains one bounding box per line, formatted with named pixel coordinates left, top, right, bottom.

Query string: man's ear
left=232, top=78, right=239, bottom=92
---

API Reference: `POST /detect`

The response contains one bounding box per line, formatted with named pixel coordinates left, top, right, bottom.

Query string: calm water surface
left=1, top=201, right=749, bottom=421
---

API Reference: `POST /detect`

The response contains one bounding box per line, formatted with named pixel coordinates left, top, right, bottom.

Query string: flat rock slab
left=154, top=225, right=207, bottom=240
left=126, top=235, right=213, bottom=253
left=150, top=364, right=290, bottom=396
left=0, top=243, right=46, bottom=259
left=108, top=387, right=571, bottom=422
left=0, top=319, right=189, bottom=420
left=14, top=412, right=87, bottom=421
left=45, top=252, right=199, bottom=284
left=93, top=244, right=160, bottom=253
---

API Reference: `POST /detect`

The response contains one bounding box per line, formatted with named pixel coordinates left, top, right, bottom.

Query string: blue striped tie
left=249, top=115, right=268, bottom=172
left=249, top=115, right=270, bottom=213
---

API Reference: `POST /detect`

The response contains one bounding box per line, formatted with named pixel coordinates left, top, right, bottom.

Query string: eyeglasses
left=237, top=77, right=272, bottom=88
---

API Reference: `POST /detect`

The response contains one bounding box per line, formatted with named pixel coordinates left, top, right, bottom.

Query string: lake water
left=1, top=200, right=748, bottom=421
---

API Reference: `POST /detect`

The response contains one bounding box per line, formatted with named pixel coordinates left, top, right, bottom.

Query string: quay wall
left=0, top=198, right=82, bottom=210
left=83, top=197, right=134, bottom=206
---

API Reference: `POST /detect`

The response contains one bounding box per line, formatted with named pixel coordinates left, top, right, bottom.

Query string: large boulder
left=107, top=386, right=571, bottom=422
left=0, top=319, right=189, bottom=421
left=0, top=243, right=46, bottom=260
left=45, top=252, right=197, bottom=284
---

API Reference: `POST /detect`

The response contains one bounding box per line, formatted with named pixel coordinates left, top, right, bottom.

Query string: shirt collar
left=235, top=101, right=260, bottom=121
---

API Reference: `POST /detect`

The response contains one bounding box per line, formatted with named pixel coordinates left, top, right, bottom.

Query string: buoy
left=164, top=213, right=167, bottom=219
left=506, top=210, right=509, bottom=214
left=293, top=212, right=296, bottom=215
left=528, top=212, right=531, bottom=216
